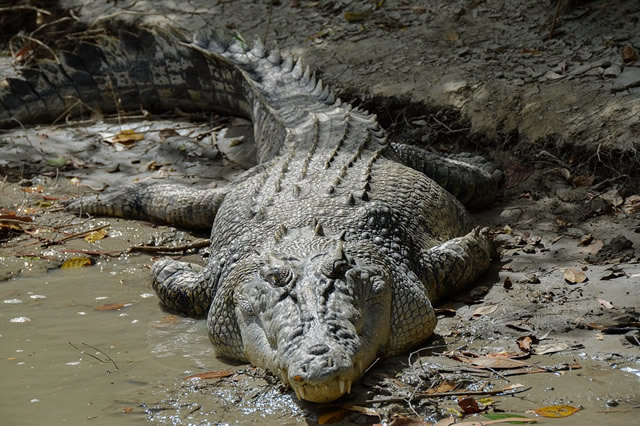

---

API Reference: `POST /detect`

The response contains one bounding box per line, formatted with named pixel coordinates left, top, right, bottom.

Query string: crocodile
left=0, top=29, right=500, bottom=402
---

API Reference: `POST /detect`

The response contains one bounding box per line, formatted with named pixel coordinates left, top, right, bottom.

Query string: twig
left=69, top=342, right=106, bottom=364
left=82, top=342, right=118, bottom=370
left=365, top=386, right=532, bottom=404
left=547, top=0, right=563, bottom=40
left=128, top=239, right=210, bottom=254
left=10, top=34, right=61, bottom=63
left=42, top=224, right=110, bottom=247
left=0, top=6, right=51, bottom=15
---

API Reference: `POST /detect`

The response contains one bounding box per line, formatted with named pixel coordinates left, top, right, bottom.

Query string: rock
left=603, top=64, right=622, bottom=78
left=611, top=67, right=640, bottom=92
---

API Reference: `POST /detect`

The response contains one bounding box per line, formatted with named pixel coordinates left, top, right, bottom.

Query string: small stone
left=603, top=64, right=622, bottom=78
left=611, top=67, right=640, bottom=92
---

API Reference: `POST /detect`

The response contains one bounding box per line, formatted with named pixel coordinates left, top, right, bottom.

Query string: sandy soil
left=1, top=1, right=639, bottom=425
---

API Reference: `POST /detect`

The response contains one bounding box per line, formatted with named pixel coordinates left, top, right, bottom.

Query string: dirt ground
left=1, top=0, right=639, bottom=425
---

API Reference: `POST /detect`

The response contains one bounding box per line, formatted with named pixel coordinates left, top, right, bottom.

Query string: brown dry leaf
left=472, top=304, right=499, bottom=316
left=563, top=268, right=587, bottom=284
left=622, top=195, right=640, bottom=214
left=597, top=298, right=615, bottom=309
left=458, top=397, right=482, bottom=414
left=516, top=336, right=534, bottom=352
left=503, top=276, right=513, bottom=289
left=426, top=379, right=458, bottom=394
left=446, top=30, right=459, bottom=41
left=20, top=185, right=44, bottom=193
left=318, top=409, right=348, bottom=424
left=108, top=129, right=144, bottom=145
left=183, top=370, right=235, bottom=380
left=345, top=405, right=380, bottom=418
left=344, top=10, right=371, bottom=22
left=532, top=342, right=568, bottom=355
left=468, top=357, right=528, bottom=369
left=504, top=163, right=533, bottom=188
left=122, top=407, right=133, bottom=413
left=572, top=174, right=594, bottom=187
left=578, top=233, right=593, bottom=246
left=622, top=46, right=639, bottom=63
left=94, top=303, right=128, bottom=311
left=84, top=229, right=108, bottom=243
left=533, top=404, right=580, bottom=418
left=579, top=239, right=603, bottom=255
left=60, top=257, right=94, bottom=269
left=434, top=417, right=456, bottom=426
left=389, top=415, right=430, bottom=426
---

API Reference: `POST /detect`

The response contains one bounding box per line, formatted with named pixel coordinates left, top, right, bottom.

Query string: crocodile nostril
left=307, top=343, right=330, bottom=355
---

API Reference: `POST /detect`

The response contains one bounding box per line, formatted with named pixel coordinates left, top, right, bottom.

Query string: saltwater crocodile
left=0, top=29, right=500, bottom=402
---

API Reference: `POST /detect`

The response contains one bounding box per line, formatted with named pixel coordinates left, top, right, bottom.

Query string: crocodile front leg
left=390, top=142, right=503, bottom=209
left=418, top=227, right=492, bottom=302
left=65, top=182, right=227, bottom=229
left=152, top=258, right=217, bottom=317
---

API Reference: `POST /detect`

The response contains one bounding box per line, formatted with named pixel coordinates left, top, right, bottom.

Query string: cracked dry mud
left=0, top=1, right=639, bottom=425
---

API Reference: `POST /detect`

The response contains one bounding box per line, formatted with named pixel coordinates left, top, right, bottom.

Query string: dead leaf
left=468, top=357, right=528, bottom=369
left=578, top=233, right=593, bottom=246
left=458, top=397, right=482, bottom=414
left=504, top=163, right=533, bottom=188
left=579, top=239, right=603, bottom=255
left=345, top=405, right=380, bottom=418
left=94, top=303, right=128, bottom=311
left=622, top=46, right=639, bottom=63
left=389, top=415, right=430, bottom=425
left=472, top=304, right=499, bottom=316
left=107, top=129, right=144, bottom=145
left=60, top=257, right=94, bottom=269
left=434, top=417, right=456, bottom=426
left=516, top=336, right=535, bottom=352
left=344, top=10, right=371, bottom=22
left=572, top=175, right=594, bottom=187
left=597, top=298, right=615, bottom=310
left=426, top=380, right=458, bottom=394
left=533, top=404, right=580, bottom=418
left=532, top=342, right=568, bottom=355
left=84, top=229, right=108, bottom=243
left=503, top=276, right=513, bottom=290
left=319, top=409, right=348, bottom=424
left=622, top=195, right=640, bottom=214
left=20, top=185, right=44, bottom=193
left=122, top=407, right=133, bottom=413
left=183, top=370, right=235, bottom=380
left=563, top=268, right=587, bottom=284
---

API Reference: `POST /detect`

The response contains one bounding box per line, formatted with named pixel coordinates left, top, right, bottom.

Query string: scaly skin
left=1, top=29, right=498, bottom=402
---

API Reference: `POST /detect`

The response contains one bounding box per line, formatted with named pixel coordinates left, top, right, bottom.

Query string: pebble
left=603, top=64, right=622, bottom=78
left=611, top=67, right=640, bottom=92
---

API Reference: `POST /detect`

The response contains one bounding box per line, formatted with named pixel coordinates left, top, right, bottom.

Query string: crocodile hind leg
left=390, top=142, right=503, bottom=209
left=65, top=182, right=227, bottom=230
left=419, top=227, right=492, bottom=302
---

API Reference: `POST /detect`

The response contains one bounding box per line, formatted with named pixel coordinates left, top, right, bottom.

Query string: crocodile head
left=229, top=239, right=392, bottom=402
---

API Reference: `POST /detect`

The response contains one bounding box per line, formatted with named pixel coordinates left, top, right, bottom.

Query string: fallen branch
left=128, top=239, right=210, bottom=254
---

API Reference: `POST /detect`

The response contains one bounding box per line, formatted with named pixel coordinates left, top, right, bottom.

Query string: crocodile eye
left=262, top=267, right=293, bottom=286
left=322, top=260, right=352, bottom=279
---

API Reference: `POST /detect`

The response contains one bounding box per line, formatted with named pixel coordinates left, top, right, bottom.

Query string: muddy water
left=0, top=252, right=305, bottom=425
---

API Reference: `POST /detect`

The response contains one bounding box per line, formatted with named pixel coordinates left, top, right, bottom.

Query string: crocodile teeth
left=339, top=380, right=345, bottom=394
left=356, top=359, right=363, bottom=374
left=299, top=385, right=306, bottom=400
left=346, top=380, right=352, bottom=394
left=293, top=386, right=302, bottom=400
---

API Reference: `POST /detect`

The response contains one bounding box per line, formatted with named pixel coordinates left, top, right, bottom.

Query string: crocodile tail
left=0, top=29, right=252, bottom=128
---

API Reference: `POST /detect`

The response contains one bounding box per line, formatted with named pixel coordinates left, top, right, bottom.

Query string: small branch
left=0, top=6, right=52, bottom=15
left=128, top=239, right=210, bottom=254
left=83, top=343, right=118, bottom=370
left=364, top=386, right=532, bottom=404
left=42, top=224, right=110, bottom=247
